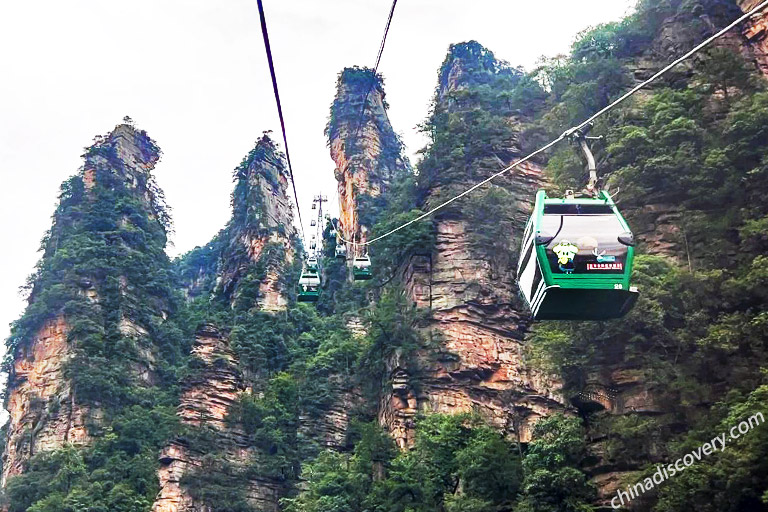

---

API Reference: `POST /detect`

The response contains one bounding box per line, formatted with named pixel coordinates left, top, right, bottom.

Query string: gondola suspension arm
left=579, top=137, right=598, bottom=195
left=568, top=124, right=602, bottom=197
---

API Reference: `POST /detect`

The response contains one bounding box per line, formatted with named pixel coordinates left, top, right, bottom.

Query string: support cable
left=256, top=0, right=306, bottom=241
left=352, top=0, right=399, bottom=141
left=338, top=0, right=768, bottom=247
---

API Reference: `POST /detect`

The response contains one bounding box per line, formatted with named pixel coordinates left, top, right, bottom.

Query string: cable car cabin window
left=544, top=204, right=613, bottom=215
left=299, top=274, right=319, bottom=286
left=540, top=207, right=627, bottom=275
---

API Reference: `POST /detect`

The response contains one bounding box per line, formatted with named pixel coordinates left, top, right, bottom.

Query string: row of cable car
left=297, top=238, right=373, bottom=302
left=333, top=229, right=373, bottom=280
left=331, top=236, right=371, bottom=278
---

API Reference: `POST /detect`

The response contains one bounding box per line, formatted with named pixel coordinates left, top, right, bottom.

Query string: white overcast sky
left=0, top=0, right=635, bottom=363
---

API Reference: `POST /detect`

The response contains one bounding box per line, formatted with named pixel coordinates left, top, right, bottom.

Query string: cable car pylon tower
left=310, top=194, right=328, bottom=257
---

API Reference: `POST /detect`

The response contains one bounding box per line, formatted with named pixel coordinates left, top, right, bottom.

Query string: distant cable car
left=353, top=255, right=372, bottom=280
left=517, top=189, right=638, bottom=320
left=297, top=266, right=320, bottom=302
left=311, top=219, right=316, bottom=226
left=306, top=257, right=319, bottom=272
left=335, top=243, right=347, bottom=259
left=312, top=203, right=317, bottom=210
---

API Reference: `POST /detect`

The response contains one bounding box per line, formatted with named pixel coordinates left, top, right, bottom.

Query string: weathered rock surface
left=328, top=69, right=410, bottom=261
left=385, top=209, right=568, bottom=446
left=217, top=135, right=298, bottom=312
left=151, top=325, right=282, bottom=512
left=151, top=323, right=359, bottom=512
left=629, top=204, right=687, bottom=260
left=740, top=0, right=768, bottom=75
left=1, top=317, right=92, bottom=485
left=299, top=386, right=361, bottom=452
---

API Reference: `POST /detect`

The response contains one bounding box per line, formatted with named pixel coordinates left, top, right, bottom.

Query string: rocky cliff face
left=366, top=44, right=568, bottom=449
left=152, top=325, right=282, bottom=512
left=219, top=134, right=298, bottom=312
left=2, top=123, right=165, bottom=486
left=2, top=317, right=91, bottom=485
left=327, top=68, right=410, bottom=260
left=739, top=0, right=768, bottom=74
left=385, top=198, right=568, bottom=446
left=179, top=134, right=298, bottom=312
left=152, top=135, right=302, bottom=511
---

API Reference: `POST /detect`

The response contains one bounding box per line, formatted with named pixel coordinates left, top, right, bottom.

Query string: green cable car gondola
left=517, top=189, right=638, bottom=320
left=353, top=255, right=372, bottom=280
left=297, top=265, right=320, bottom=302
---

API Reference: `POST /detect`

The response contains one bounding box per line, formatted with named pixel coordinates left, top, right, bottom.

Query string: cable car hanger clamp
left=334, top=0, right=768, bottom=248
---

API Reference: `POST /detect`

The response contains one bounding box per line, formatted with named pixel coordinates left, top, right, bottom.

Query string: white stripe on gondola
left=532, top=283, right=545, bottom=307
left=530, top=280, right=548, bottom=315
left=518, top=245, right=537, bottom=305
left=518, top=236, right=534, bottom=276
left=517, top=226, right=537, bottom=305
left=529, top=254, right=542, bottom=298
left=517, top=224, right=534, bottom=274
left=530, top=256, right=549, bottom=311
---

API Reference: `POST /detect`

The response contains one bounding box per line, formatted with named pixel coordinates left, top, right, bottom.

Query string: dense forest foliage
left=524, top=0, right=768, bottom=509
left=4, top=1, right=768, bottom=511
